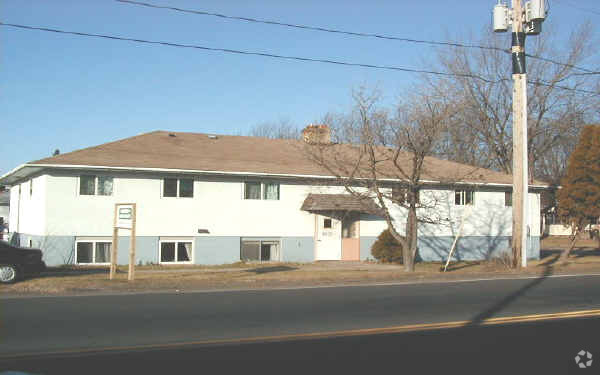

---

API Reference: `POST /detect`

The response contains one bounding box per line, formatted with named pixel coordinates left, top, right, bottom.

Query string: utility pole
left=512, top=0, right=528, bottom=269
left=493, top=0, right=546, bottom=268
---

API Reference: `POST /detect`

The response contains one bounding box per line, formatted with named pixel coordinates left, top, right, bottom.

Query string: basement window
left=159, top=240, right=193, bottom=263
left=240, top=239, right=280, bottom=262
left=163, top=178, right=194, bottom=198
left=455, top=190, right=474, bottom=206
left=76, top=241, right=111, bottom=264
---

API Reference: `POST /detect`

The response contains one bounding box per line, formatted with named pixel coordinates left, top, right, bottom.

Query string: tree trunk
left=404, top=206, right=418, bottom=272
left=528, top=152, right=535, bottom=184
left=560, top=229, right=579, bottom=261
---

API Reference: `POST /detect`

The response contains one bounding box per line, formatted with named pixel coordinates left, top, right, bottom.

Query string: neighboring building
left=543, top=209, right=599, bottom=236
left=0, top=129, right=548, bottom=266
left=0, top=187, right=9, bottom=237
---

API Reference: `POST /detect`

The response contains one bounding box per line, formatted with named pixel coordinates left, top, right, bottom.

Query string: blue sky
left=0, top=0, right=597, bottom=175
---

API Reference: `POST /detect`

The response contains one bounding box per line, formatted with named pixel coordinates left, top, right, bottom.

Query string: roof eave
left=0, top=164, right=46, bottom=186
left=1, top=163, right=551, bottom=190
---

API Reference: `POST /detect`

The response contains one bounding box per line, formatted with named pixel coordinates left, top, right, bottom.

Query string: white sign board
left=111, top=203, right=138, bottom=281
left=116, top=204, right=134, bottom=229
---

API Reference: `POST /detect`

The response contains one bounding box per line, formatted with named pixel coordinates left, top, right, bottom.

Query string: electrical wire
left=0, top=21, right=597, bottom=96
left=0, top=22, right=498, bottom=82
left=525, top=54, right=596, bottom=74
left=116, top=0, right=596, bottom=73
left=116, top=0, right=508, bottom=53
left=527, top=79, right=599, bottom=95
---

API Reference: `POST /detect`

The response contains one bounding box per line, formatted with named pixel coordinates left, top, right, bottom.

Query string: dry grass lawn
left=2, top=236, right=599, bottom=296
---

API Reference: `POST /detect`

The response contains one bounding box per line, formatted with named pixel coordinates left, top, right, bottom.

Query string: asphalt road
left=2, top=274, right=600, bottom=373
left=2, top=315, right=598, bottom=374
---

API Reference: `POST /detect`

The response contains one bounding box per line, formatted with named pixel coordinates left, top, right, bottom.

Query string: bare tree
left=427, top=22, right=599, bottom=184
left=248, top=118, right=300, bottom=140
left=303, top=87, right=468, bottom=272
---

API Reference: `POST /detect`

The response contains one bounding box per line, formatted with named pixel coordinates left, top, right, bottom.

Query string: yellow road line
left=3, top=308, right=600, bottom=360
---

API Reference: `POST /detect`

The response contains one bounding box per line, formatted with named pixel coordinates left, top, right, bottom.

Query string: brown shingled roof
left=300, top=194, right=381, bottom=214
left=301, top=194, right=384, bottom=214
left=26, top=130, right=548, bottom=186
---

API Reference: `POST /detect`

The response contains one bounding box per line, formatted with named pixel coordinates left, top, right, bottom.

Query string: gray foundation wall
left=194, top=236, right=241, bottom=265
left=358, top=235, right=540, bottom=262
left=116, top=236, right=159, bottom=265
left=11, top=233, right=76, bottom=266
left=360, top=237, right=378, bottom=261
left=281, top=237, right=314, bottom=262
left=10, top=234, right=314, bottom=266
left=10, top=233, right=540, bottom=266
left=417, top=236, right=541, bottom=261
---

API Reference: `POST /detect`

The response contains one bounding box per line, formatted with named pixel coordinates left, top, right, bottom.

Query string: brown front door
left=341, top=213, right=360, bottom=261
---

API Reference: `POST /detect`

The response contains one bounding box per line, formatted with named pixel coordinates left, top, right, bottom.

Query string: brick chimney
left=302, top=124, right=331, bottom=144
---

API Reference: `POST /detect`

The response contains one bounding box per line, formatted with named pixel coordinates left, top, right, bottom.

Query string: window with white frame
left=391, top=186, right=405, bottom=204
left=79, top=175, right=113, bottom=196
left=159, top=240, right=193, bottom=263
left=244, top=181, right=280, bottom=200
left=163, top=178, right=194, bottom=198
left=391, top=186, right=419, bottom=204
left=263, top=182, right=280, bottom=200
left=76, top=241, right=112, bottom=264
left=455, top=190, right=474, bottom=206
left=240, top=239, right=280, bottom=262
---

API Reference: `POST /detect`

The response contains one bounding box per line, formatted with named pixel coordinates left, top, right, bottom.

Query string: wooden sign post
left=110, top=203, right=137, bottom=281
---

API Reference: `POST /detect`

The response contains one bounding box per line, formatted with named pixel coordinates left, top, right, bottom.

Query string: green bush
left=371, top=229, right=404, bottom=263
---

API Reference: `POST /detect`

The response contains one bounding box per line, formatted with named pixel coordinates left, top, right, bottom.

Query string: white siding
left=46, top=173, right=318, bottom=237
left=546, top=224, right=573, bottom=236
left=8, top=186, right=19, bottom=233
left=36, top=171, right=541, bottom=240
left=0, top=206, right=8, bottom=224
left=8, top=176, right=47, bottom=236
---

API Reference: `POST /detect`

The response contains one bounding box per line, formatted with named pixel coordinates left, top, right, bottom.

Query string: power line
left=525, top=53, right=596, bottom=74
left=116, top=0, right=596, bottom=73
left=0, top=22, right=496, bottom=82
left=527, top=79, right=599, bottom=95
left=0, top=21, right=597, bottom=96
left=116, top=0, right=507, bottom=53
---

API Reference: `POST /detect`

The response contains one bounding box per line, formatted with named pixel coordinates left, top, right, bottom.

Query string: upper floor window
left=263, top=182, right=280, bottom=200
left=505, top=191, right=512, bottom=207
left=392, top=186, right=419, bottom=204
left=455, top=190, right=474, bottom=206
left=29, top=179, right=33, bottom=197
left=392, top=186, right=405, bottom=203
left=244, top=181, right=280, bottom=200
left=80, top=175, right=113, bottom=196
left=163, top=178, right=194, bottom=198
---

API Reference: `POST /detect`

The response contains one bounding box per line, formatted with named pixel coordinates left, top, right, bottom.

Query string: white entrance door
left=315, top=215, right=342, bottom=260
